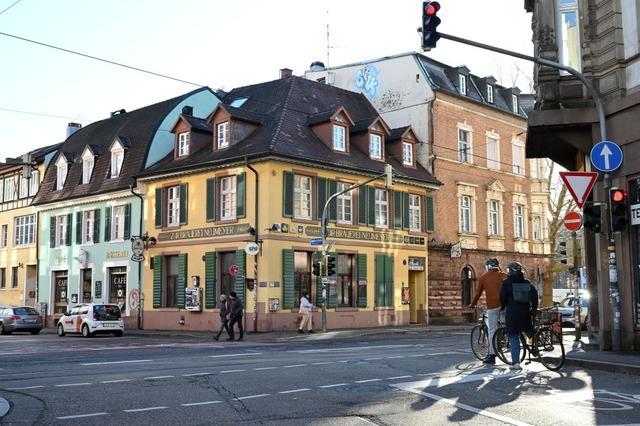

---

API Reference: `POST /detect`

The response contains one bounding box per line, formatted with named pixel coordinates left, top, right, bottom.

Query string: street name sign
left=310, top=238, right=323, bottom=246
left=590, top=141, right=623, bottom=172
left=560, top=171, right=598, bottom=209
left=563, top=211, right=583, bottom=232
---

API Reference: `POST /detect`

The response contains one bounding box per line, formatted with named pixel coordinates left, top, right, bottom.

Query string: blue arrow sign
left=590, top=141, right=623, bottom=172
left=310, top=238, right=323, bottom=246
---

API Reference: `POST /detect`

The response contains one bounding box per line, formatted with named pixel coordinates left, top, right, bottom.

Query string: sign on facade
left=185, top=287, right=202, bottom=312
left=408, top=257, right=425, bottom=271
left=450, top=242, right=462, bottom=258
left=631, top=203, right=640, bottom=226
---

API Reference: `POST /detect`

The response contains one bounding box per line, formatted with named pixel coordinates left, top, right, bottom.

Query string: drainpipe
left=246, top=158, right=259, bottom=333
left=130, top=180, right=144, bottom=330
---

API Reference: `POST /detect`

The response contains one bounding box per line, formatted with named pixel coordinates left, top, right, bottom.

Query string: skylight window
left=230, top=98, right=248, bottom=108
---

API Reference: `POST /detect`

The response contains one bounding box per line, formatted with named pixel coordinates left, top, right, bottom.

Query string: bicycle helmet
left=485, top=258, right=500, bottom=270
left=507, top=261, right=522, bottom=276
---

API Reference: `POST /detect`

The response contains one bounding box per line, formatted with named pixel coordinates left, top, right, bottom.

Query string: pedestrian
left=469, top=258, right=506, bottom=364
left=499, top=261, right=539, bottom=370
left=213, top=294, right=232, bottom=341
left=298, top=292, right=315, bottom=334
left=228, top=291, right=244, bottom=341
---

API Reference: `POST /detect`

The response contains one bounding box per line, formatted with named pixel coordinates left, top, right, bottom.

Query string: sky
left=0, top=0, right=534, bottom=161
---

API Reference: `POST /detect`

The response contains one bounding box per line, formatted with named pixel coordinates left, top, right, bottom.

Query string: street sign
left=631, top=203, right=640, bottom=226
left=244, top=242, right=259, bottom=256
left=310, top=238, right=323, bottom=246
left=559, top=171, right=598, bottom=209
left=229, top=264, right=240, bottom=276
left=563, top=211, right=583, bottom=232
left=590, top=141, right=623, bottom=172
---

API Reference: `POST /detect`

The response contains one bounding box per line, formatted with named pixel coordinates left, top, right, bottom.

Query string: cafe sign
left=408, top=257, right=425, bottom=271
left=158, top=224, right=252, bottom=242
left=305, top=226, right=424, bottom=246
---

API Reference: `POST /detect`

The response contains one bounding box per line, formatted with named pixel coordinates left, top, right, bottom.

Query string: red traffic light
left=611, top=189, right=626, bottom=203
left=425, top=1, right=440, bottom=15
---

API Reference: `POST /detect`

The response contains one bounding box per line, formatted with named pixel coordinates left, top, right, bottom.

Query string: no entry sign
left=564, top=211, right=583, bottom=232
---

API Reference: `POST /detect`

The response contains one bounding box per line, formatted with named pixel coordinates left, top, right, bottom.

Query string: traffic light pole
left=435, top=32, right=623, bottom=350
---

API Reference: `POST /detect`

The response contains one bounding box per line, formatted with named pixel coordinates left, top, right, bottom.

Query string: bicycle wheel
left=535, top=328, right=565, bottom=371
left=493, top=327, right=526, bottom=365
left=470, top=324, right=489, bottom=360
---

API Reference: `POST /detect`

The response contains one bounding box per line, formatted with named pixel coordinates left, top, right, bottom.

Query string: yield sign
left=560, top=171, right=598, bottom=209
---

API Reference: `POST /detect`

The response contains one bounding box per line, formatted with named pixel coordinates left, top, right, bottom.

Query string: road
left=1, top=330, right=639, bottom=425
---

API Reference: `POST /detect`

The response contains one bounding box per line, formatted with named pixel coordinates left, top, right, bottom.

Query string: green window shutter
left=402, top=192, right=410, bottom=231
left=384, top=255, right=394, bottom=307
left=236, top=173, right=246, bottom=218
left=367, top=186, right=376, bottom=226
left=155, top=188, right=163, bottom=228
left=393, top=191, right=403, bottom=229
left=328, top=252, right=337, bottom=308
left=75, top=211, right=82, bottom=244
left=153, top=256, right=163, bottom=308
left=124, top=203, right=132, bottom=240
left=316, top=177, right=327, bottom=221
left=328, top=179, right=338, bottom=222
left=204, top=252, right=217, bottom=309
left=177, top=253, right=187, bottom=308
left=283, top=171, right=293, bottom=218
left=93, top=209, right=101, bottom=243
left=49, top=216, right=55, bottom=248
left=282, top=249, right=294, bottom=308
left=357, top=254, right=367, bottom=308
left=65, top=213, right=72, bottom=246
left=206, top=178, right=216, bottom=221
left=234, top=250, right=246, bottom=305
left=426, top=195, right=435, bottom=232
left=375, top=254, right=385, bottom=307
left=179, top=183, right=188, bottom=225
left=104, top=207, right=112, bottom=242
left=358, top=186, right=368, bottom=225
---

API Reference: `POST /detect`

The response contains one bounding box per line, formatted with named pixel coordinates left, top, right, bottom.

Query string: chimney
left=280, top=68, right=293, bottom=79
left=182, top=105, right=194, bottom=116
left=67, top=122, right=82, bottom=138
left=310, top=61, right=326, bottom=72
left=110, top=109, right=127, bottom=118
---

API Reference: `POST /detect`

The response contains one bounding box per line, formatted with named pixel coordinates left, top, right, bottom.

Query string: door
left=409, top=271, right=418, bottom=324
left=81, top=269, right=92, bottom=303
left=24, top=265, right=37, bottom=306
left=54, top=271, right=69, bottom=315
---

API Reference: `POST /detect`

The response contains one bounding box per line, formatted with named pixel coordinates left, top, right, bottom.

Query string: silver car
left=558, top=296, right=589, bottom=329
left=0, top=306, right=44, bottom=335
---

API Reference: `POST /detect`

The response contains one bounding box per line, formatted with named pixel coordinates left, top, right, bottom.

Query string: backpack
left=512, top=282, right=532, bottom=304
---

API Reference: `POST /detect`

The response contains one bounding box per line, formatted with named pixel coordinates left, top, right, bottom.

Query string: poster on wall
left=185, top=287, right=202, bottom=312
left=401, top=287, right=410, bottom=305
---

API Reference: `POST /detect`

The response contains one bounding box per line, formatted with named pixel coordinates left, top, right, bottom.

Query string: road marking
left=182, top=372, right=213, bottom=377
left=289, top=344, right=414, bottom=353
left=386, top=375, right=413, bottom=380
left=236, top=393, right=269, bottom=400
left=387, top=356, right=405, bottom=359
left=253, top=367, right=278, bottom=371
left=124, top=406, right=167, bottom=413
left=55, top=383, right=91, bottom=387
left=101, top=379, right=133, bottom=384
left=310, top=361, right=334, bottom=365
left=145, top=376, right=174, bottom=380
left=81, top=359, right=152, bottom=366
left=57, top=412, right=108, bottom=420
left=283, top=364, right=306, bottom=368
left=181, top=401, right=222, bottom=407
left=407, top=354, right=425, bottom=357
left=364, top=357, right=383, bottom=361
left=319, top=383, right=347, bottom=388
left=209, top=352, right=261, bottom=358
left=355, top=379, right=382, bottom=383
left=6, top=385, right=44, bottom=390
left=279, top=388, right=310, bottom=394
left=221, top=369, right=246, bottom=373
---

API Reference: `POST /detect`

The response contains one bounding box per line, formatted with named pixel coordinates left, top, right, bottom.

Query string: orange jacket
left=471, top=270, right=507, bottom=309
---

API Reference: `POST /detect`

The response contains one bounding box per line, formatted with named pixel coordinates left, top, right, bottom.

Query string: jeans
left=215, top=319, right=231, bottom=340
left=508, top=330, right=533, bottom=364
left=229, top=316, right=243, bottom=340
left=486, top=307, right=500, bottom=355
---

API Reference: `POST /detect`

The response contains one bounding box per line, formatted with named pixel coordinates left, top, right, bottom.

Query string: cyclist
left=499, top=261, right=538, bottom=370
left=469, top=258, right=506, bottom=364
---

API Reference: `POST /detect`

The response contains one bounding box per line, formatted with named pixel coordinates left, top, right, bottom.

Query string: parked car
left=57, top=304, right=124, bottom=337
left=0, top=306, right=44, bottom=335
left=557, top=296, right=589, bottom=329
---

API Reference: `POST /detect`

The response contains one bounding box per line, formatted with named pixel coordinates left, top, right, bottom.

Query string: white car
left=57, top=304, right=124, bottom=337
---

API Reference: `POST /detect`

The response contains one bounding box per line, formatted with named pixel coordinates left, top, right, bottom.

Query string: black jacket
left=230, top=298, right=243, bottom=319
left=499, top=272, right=538, bottom=334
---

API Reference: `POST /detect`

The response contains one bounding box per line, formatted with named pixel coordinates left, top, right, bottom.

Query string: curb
left=565, top=357, right=640, bottom=376
left=0, top=397, right=9, bottom=417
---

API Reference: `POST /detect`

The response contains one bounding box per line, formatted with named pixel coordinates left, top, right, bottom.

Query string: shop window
left=81, top=269, right=92, bottom=303
left=54, top=271, right=68, bottom=315
left=294, top=251, right=313, bottom=308
left=219, top=252, right=236, bottom=298
left=163, top=255, right=179, bottom=308
left=109, top=266, right=127, bottom=309
left=337, top=254, right=355, bottom=307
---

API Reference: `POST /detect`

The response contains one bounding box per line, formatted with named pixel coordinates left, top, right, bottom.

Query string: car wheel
left=57, top=323, right=65, bottom=336
left=81, top=324, right=93, bottom=338
left=0, top=322, right=6, bottom=335
left=114, top=331, right=123, bottom=337
left=582, top=314, right=589, bottom=331
left=30, top=330, right=41, bottom=335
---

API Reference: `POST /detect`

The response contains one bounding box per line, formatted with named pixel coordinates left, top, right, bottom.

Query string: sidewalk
left=563, top=332, right=640, bottom=376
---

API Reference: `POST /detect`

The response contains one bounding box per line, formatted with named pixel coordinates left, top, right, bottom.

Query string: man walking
left=213, top=294, right=231, bottom=341
left=470, top=258, right=506, bottom=364
left=298, top=292, right=315, bottom=334
left=228, top=291, right=244, bottom=341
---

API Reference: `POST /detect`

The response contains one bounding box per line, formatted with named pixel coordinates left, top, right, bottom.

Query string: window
left=512, top=142, right=524, bottom=175
left=19, top=175, right=28, bottom=198
left=293, top=175, right=312, bottom=220
left=0, top=224, right=7, bottom=248
left=512, top=94, right=519, bottom=114
left=458, top=129, right=471, bottom=163
left=459, top=74, right=467, bottom=94
left=533, top=216, right=543, bottom=241
left=56, top=163, right=67, bottom=190
left=515, top=204, right=525, bottom=238
left=82, top=156, right=94, bottom=184
left=294, top=251, right=313, bottom=308
left=178, top=132, right=190, bottom=157
left=460, top=195, right=472, bottom=233
left=82, top=210, right=95, bottom=244
left=111, top=205, right=125, bottom=240
left=487, top=84, right=494, bottom=103
left=0, top=268, right=5, bottom=289
left=0, top=180, right=3, bottom=202
left=332, top=125, right=346, bottom=152
left=369, top=134, right=382, bottom=159
left=557, top=0, right=581, bottom=71
left=336, top=182, right=352, bottom=224
left=219, top=252, right=236, bottom=298
left=29, top=170, right=39, bottom=196
left=110, top=148, right=124, bottom=178
left=217, top=122, right=229, bottom=149
left=164, top=255, right=179, bottom=308
left=14, top=215, right=35, bottom=246
left=409, top=194, right=421, bottom=232
left=108, top=266, right=127, bottom=305
left=486, top=136, right=499, bottom=169
left=489, top=200, right=500, bottom=236
left=167, top=186, right=180, bottom=227
left=4, top=177, right=15, bottom=201
left=402, top=142, right=414, bottom=166
left=337, top=254, right=355, bottom=307
left=55, top=215, right=68, bottom=247
left=11, top=266, right=17, bottom=288
left=374, top=188, right=388, bottom=228
left=220, top=176, right=237, bottom=220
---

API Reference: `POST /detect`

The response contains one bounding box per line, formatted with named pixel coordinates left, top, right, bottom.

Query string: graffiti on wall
left=355, top=65, right=380, bottom=98
left=373, top=90, right=406, bottom=113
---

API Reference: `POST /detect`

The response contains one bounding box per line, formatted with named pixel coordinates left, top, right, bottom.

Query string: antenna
left=326, top=10, right=330, bottom=67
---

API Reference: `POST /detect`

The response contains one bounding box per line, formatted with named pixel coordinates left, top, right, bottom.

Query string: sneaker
left=213, top=336, right=219, bottom=341
left=510, top=363, right=522, bottom=371
left=482, top=355, right=496, bottom=364
left=308, top=330, right=315, bottom=334
left=237, top=337, right=243, bottom=341
left=226, top=338, right=234, bottom=341
left=298, top=329, right=304, bottom=334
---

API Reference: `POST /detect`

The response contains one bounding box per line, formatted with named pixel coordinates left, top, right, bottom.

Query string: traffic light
left=558, top=240, right=575, bottom=268
left=326, top=256, right=336, bottom=276
left=583, top=204, right=602, bottom=233
left=312, top=261, right=321, bottom=276
left=421, top=1, right=441, bottom=51
left=609, top=188, right=629, bottom=232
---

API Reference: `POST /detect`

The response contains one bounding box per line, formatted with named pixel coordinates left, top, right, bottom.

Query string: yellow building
left=0, top=144, right=60, bottom=308
left=139, top=76, right=440, bottom=331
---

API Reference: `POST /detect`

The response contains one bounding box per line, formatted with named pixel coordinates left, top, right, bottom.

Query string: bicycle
left=493, top=307, right=565, bottom=371
left=470, top=309, right=489, bottom=360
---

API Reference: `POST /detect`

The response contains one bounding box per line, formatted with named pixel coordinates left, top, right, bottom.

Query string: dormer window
left=110, top=143, right=124, bottom=178
left=178, top=132, right=190, bottom=157
left=487, top=85, right=494, bottom=103
left=81, top=148, right=94, bottom=185
left=402, top=142, right=414, bottom=166
left=512, top=94, right=519, bottom=114
left=369, top=134, right=382, bottom=159
left=217, top=121, right=229, bottom=149
left=55, top=156, right=68, bottom=191
left=332, top=125, right=346, bottom=152
left=459, top=75, right=467, bottom=94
